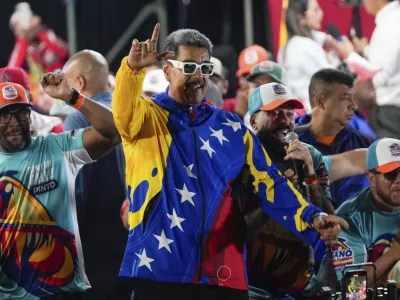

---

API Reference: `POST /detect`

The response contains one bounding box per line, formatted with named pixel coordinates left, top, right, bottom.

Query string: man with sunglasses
left=0, top=75, right=121, bottom=299
left=318, top=138, right=400, bottom=289
left=112, top=24, right=349, bottom=300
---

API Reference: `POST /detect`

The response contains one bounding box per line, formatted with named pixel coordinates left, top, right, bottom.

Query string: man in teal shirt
left=0, top=73, right=120, bottom=299
left=319, top=138, right=400, bottom=289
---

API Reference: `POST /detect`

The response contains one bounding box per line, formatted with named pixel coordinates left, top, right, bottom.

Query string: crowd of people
left=1, top=0, right=400, bottom=299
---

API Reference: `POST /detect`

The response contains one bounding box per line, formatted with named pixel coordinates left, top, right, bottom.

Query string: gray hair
left=163, top=29, right=213, bottom=58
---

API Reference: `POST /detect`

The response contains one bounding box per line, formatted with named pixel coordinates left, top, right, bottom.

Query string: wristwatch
left=66, top=88, right=80, bottom=106
left=311, top=212, right=328, bottom=228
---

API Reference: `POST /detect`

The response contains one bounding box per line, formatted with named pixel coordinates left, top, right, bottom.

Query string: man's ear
left=367, top=171, right=376, bottom=187
left=314, top=93, right=326, bottom=109
left=162, top=61, right=171, bottom=82
left=250, top=114, right=257, bottom=132
left=76, top=76, right=86, bottom=92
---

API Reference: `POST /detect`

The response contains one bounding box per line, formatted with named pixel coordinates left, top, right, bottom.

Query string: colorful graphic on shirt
left=332, top=237, right=354, bottom=270
left=368, top=233, right=400, bottom=284
left=0, top=171, right=78, bottom=296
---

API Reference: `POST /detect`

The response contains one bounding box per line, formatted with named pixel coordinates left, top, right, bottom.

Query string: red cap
left=236, top=45, right=269, bottom=77
left=0, top=67, right=31, bottom=90
left=0, top=82, right=32, bottom=111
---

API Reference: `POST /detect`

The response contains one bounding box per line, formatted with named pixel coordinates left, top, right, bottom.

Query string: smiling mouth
left=185, top=82, right=204, bottom=90
left=274, top=129, right=289, bottom=139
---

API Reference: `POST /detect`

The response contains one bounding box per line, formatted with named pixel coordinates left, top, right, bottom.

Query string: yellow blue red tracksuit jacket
left=112, top=57, right=322, bottom=290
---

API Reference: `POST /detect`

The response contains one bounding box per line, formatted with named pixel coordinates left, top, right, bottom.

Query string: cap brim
left=375, top=161, right=400, bottom=173
left=246, top=71, right=280, bottom=83
left=236, top=67, right=253, bottom=78
left=259, top=99, right=304, bottom=111
left=0, top=102, right=32, bottom=111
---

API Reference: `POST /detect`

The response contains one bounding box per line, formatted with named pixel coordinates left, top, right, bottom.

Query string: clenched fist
left=40, top=72, right=73, bottom=102
left=127, top=23, right=175, bottom=71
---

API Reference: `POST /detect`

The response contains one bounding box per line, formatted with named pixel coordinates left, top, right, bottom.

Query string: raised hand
left=127, top=23, right=175, bottom=71
left=40, top=72, right=73, bottom=102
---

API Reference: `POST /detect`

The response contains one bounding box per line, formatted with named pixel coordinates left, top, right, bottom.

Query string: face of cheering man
left=367, top=139, right=400, bottom=212
left=163, top=46, right=212, bottom=106
left=249, top=83, right=303, bottom=154
left=0, top=104, right=32, bottom=153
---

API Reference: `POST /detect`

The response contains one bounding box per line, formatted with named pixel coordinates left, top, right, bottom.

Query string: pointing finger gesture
left=127, top=23, right=175, bottom=71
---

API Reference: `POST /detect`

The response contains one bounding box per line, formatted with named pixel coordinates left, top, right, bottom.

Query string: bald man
left=63, top=50, right=132, bottom=300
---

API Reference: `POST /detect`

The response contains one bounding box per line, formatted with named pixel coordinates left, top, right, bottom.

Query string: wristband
left=66, top=88, right=85, bottom=109
left=310, top=212, right=328, bottom=228
left=305, top=176, right=318, bottom=185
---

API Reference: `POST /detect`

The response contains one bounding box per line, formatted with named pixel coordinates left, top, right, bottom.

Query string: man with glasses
left=318, top=138, right=400, bottom=289
left=112, top=24, right=348, bottom=300
left=0, top=75, right=120, bottom=299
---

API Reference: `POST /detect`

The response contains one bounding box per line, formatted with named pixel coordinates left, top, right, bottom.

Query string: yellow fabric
left=112, top=57, right=172, bottom=231
left=279, top=0, right=289, bottom=49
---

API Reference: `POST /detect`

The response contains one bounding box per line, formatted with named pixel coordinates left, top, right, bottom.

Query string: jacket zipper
left=189, top=107, right=207, bottom=284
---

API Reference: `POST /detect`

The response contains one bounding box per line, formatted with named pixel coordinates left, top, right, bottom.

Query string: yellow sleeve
left=112, top=56, right=149, bottom=141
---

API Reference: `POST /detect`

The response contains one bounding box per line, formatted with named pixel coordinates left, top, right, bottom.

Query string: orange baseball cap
left=0, top=82, right=31, bottom=111
left=236, top=45, right=269, bottom=77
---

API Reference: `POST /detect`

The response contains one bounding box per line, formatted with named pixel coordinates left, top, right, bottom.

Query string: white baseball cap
left=248, top=82, right=303, bottom=115
left=367, top=138, right=400, bottom=173
left=142, top=69, right=169, bottom=94
left=210, top=57, right=224, bottom=79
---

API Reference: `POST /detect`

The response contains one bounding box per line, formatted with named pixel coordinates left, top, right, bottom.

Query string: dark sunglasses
left=373, top=168, right=400, bottom=182
left=0, top=108, right=31, bottom=124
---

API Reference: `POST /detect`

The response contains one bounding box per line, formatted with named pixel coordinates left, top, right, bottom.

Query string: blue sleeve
left=242, top=129, right=322, bottom=245
left=64, top=111, right=92, bottom=221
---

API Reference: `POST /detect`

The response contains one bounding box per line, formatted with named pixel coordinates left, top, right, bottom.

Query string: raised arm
left=241, top=129, right=348, bottom=245
left=41, top=73, right=121, bottom=160
left=112, top=23, right=174, bottom=141
left=327, top=149, right=367, bottom=183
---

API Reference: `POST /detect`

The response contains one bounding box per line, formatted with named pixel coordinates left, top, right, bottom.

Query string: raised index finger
left=151, top=23, right=161, bottom=50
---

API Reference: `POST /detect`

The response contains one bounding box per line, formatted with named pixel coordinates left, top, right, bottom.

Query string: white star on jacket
left=222, top=118, right=241, bottom=132
left=200, top=137, right=216, bottom=158
left=210, top=127, right=230, bottom=145
left=154, top=230, right=174, bottom=253
left=184, top=164, right=197, bottom=178
left=175, top=183, right=196, bottom=206
left=135, top=248, right=155, bottom=272
left=167, top=209, right=185, bottom=232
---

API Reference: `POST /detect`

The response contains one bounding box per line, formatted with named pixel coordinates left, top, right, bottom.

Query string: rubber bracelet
left=73, top=94, right=85, bottom=110
left=120, top=199, right=130, bottom=219
left=305, top=176, right=318, bottom=185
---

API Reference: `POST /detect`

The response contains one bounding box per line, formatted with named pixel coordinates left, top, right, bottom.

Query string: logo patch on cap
left=273, top=83, right=286, bottom=96
left=244, top=50, right=258, bottom=65
left=2, top=85, right=18, bottom=100
left=389, top=143, right=400, bottom=157
left=258, top=61, right=273, bottom=72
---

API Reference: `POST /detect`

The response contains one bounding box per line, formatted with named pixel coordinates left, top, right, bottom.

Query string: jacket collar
left=152, top=88, right=215, bottom=126
left=300, top=125, right=352, bottom=148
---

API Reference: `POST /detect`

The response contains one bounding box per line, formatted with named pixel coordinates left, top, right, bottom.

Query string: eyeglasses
left=0, top=108, right=31, bottom=124
left=168, top=60, right=214, bottom=76
left=373, top=168, right=400, bottom=182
